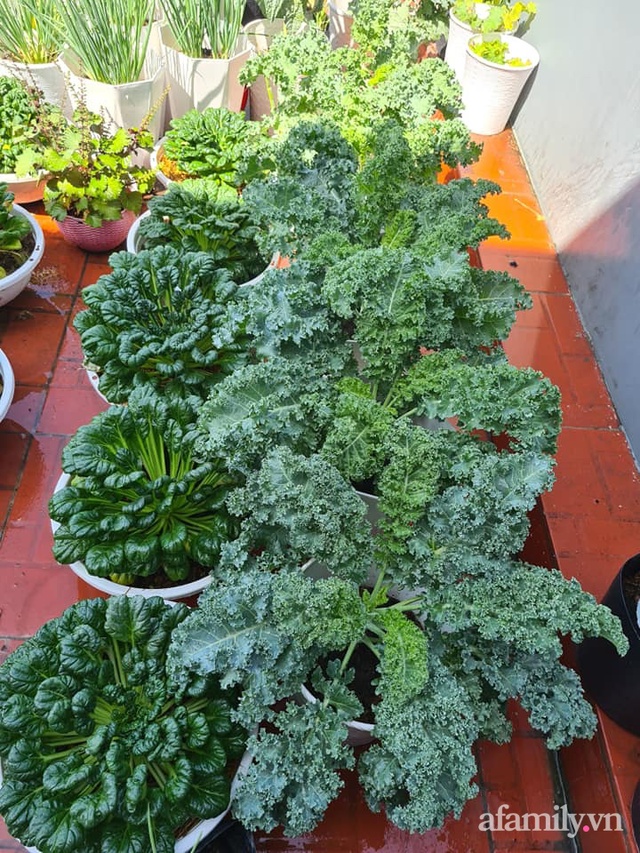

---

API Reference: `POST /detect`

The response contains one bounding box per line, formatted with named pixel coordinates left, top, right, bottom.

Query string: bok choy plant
left=0, top=595, right=247, bottom=853
left=49, top=389, right=241, bottom=586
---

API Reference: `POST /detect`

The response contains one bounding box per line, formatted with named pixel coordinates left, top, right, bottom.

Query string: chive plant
left=0, top=0, right=62, bottom=64
left=161, top=0, right=245, bottom=59
left=54, top=0, right=156, bottom=84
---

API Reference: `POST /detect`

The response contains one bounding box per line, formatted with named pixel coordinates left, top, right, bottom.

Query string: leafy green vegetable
left=137, top=182, right=267, bottom=283
left=0, top=596, right=247, bottom=853
left=0, top=184, right=31, bottom=279
left=49, top=389, right=241, bottom=584
left=161, top=107, right=270, bottom=187
left=74, top=246, right=250, bottom=403
left=168, top=560, right=627, bottom=836
left=0, top=78, right=63, bottom=174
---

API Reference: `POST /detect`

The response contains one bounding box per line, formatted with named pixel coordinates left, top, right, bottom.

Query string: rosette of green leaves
left=162, top=107, right=270, bottom=187
left=49, top=389, right=241, bottom=584
left=137, top=182, right=266, bottom=283
left=74, top=246, right=250, bottom=403
left=0, top=595, right=247, bottom=853
left=0, top=184, right=31, bottom=278
left=0, top=78, right=64, bottom=174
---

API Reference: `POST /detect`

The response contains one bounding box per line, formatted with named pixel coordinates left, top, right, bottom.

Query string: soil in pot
left=319, top=643, right=380, bottom=725
left=111, top=559, right=212, bottom=591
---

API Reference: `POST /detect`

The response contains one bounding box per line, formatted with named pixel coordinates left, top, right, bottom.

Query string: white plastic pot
left=59, top=50, right=167, bottom=140
left=0, top=349, right=16, bottom=422
left=0, top=172, right=46, bottom=204
left=161, top=26, right=251, bottom=122
left=461, top=34, right=540, bottom=135
left=0, top=204, right=45, bottom=307
left=444, top=2, right=504, bottom=83
left=150, top=137, right=170, bottom=188
left=0, top=58, right=68, bottom=112
left=50, top=472, right=214, bottom=601
left=328, top=0, right=354, bottom=49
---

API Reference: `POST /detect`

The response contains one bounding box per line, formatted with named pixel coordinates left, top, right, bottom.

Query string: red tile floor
left=1, top=131, right=640, bottom=851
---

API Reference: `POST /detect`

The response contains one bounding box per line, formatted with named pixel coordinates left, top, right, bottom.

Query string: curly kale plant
left=168, top=560, right=627, bottom=837
left=161, top=107, right=270, bottom=187
left=49, top=390, right=240, bottom=585
left=243, top=120, right=359, bottom=257
left=0, top=595, right=247, bottom=853
left=137, top=182, right=267, bottom=283
left=219, top=446, right=374, bottom=581
left=74, top=246, right=250, bottom=403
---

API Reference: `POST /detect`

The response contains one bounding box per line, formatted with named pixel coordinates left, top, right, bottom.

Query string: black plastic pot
left=577, top=553, right=640, bottom=736
left=194, top=817, right=255, bottom=853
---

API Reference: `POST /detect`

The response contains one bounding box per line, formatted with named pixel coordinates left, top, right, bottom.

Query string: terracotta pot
left=56, top=210, right=136, bottom=252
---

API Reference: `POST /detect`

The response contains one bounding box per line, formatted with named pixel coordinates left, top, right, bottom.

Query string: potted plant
left=444, top=0, right=536, bottom=82
left=168, top=550, right=627, bottom=837
left=0, top=0, right=67, bottom=108
left=0, top=348, right=15, bottom=422
left=129, top=182, right=271, bottom=285
left=159, top=0, right=252, bottom=118
left=461, top=32, right=540, bottom=135
left=54, top=0, right=166, bottom=139
left=49, top=388, right=241, bottom=599
left=0, top=77, right=66, bottom=203
left=74, top=246, right=251, bottom=403
left=0, top=183, right=45, bottom=307
left=0, top=594, right=249, bottom=852
left=151, top=107, right=269, bottom=189
left=16, top=103, right=156, bottom=252
left=347, top=0, right=450, bottom=62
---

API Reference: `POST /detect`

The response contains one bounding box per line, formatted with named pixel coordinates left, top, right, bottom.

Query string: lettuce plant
left=0, top=184, right=31, bottom=279
left=74, top=246, right=250, bottom=403
left=168, top=559, right=627, bottom=836
left=0, top=595, right=247, bottom=853
left=49, top=389, right=241, bottom=585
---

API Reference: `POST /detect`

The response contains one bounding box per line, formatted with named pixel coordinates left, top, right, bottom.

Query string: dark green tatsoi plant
left=49, top=389, right=241, bottom=585
left=74, top=246, right=250, bottom=403
left=138, top=182, right=267, bottom=283
left=0, top=595, right=247, bottom=853
left=0, top=184, right=31, bottom=279
left=161, top=107, right=270, bottom=187
left=168, top=557, right=627, bottom=837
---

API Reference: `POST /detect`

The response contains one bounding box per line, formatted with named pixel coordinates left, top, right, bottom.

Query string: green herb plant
left=469, top=36, right=532, bottom=66
left=0, top=595, right=247, bottom=853
left=74, top=246, right=251, bottom=403
left=0, top=184, right=31, bottom=279
left=452, top=0, right=536, bottom=33
left=49, top=389, right=241, bottom=586
left=54, top=0, right=155, bottom=84
left=160, top=0, right=245, bottom=58
left=16, top=103, right=156, bottom=227
left=0, top=0, right=62, bottom=63
left=0, top=77, right=64, bottom=175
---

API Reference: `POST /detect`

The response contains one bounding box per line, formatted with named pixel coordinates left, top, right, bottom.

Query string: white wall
left=513, top=0, right=640, bottom=460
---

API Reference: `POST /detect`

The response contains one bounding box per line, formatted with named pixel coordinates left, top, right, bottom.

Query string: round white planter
left=0, top=58, right=68, bottom=113
left=0, top=172, right=46, bottom=204
left=50, top=472, right=214, bottom=601
left=0, top=204, right=45, bottom=307
left=461, top=34, right=540, bottom=135
left=444, top=2, right=506, bottom=83
left=0, top=349, right=16, bottom=422
left=300, top=683, right=375, bottom=746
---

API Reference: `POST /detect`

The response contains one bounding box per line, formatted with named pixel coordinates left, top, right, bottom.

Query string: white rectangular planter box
left=161, top=26, right=252, bottom=120
left=59, top=42, right=167, bottom=140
